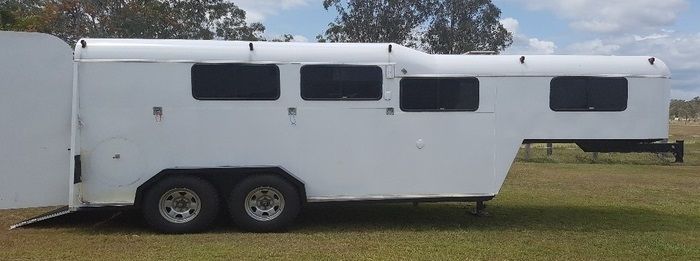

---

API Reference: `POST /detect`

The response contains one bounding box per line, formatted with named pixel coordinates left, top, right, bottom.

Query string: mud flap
left=9, top=206, right=73, bottom=230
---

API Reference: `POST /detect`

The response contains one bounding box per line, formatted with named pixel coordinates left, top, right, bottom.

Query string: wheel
left=142, top=176, right=219, bottom=233
left=228, top=174, right=300, bottom=232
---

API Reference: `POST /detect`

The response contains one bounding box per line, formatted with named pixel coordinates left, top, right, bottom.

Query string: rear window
left=550, top=77, right=628, bottom=111
left=301, top=65, right=383, bottom=100
left=191, top=63, right=280, bottom=100
left=400, top=78, right=479, bottom=111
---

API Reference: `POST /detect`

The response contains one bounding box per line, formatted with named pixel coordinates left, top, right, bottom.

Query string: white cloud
left=567, top=39, right=620, bottom=55
left=618, top=33, right=700, bottom=71
left=500, top=18, right=557, bottom=54
left=291, top=35, right=309, bottom=42
left=562, top=33, right=700, bottom=99
left=502, top=1, right=698, bottom=98
left=500, top=17, right=520, bottom=34
left=570, top=20, right=621, bottom=33
left=671, top=88, right=700, bottom=100
left=231, top=0, right=313, bottom=22
left=232, top=1, right=314, bottom=44
left=623, top=33, right=700, bottom=98
left=633, top=33, right=670, bottom=41
left=506, top=0, right=688, bottom=34
left=527, top=38, right=557, bottom=54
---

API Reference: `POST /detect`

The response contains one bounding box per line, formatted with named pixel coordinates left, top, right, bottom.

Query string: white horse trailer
left=1, top=32, right=684, bottom=233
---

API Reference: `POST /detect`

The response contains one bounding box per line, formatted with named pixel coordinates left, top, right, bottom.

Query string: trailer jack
left=471, top=201, right=488, bottom=217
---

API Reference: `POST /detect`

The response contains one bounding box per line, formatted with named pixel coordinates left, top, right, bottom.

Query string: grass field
left=1, top=124, right=699, bottom=260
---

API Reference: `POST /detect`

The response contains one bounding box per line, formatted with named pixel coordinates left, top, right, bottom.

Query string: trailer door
left=0, top=32, right=73, bottom=209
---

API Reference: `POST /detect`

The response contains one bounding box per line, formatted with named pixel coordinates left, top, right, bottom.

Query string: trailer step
left=9, top=206, right=73, bottom=230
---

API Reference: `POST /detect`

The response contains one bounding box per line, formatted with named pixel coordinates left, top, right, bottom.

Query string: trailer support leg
left=471, top=201, right=488, bottom=217
left=673, top=140, right=684, bottom=163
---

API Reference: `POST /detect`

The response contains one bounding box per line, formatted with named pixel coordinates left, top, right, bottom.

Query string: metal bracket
left=153, top=106, right=163, bottom=122
left=153, top=106, right=163, bottom=116
left=576, top=140, right=685, bottom=163
left=288, top=107, right=297, bottom=126
left=385, top=65, right=395, bottom=79
left=525, top=139, right=686, bottom=163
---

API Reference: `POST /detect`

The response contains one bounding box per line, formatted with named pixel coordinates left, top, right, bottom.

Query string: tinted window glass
left=301, top=65, right=383, bottom=100
left=401, top=78, right=479, bottom=112
left=550, top=77, right=628, bottom=111
left=550, top=77, right=588, bottom=110
left=401, top=79, right=439, bottom=110
left=192, top=64, right=280, bottom=100
left=439, top=78, right=480, bottom=110
left=588, top=77, right=628, bottom=111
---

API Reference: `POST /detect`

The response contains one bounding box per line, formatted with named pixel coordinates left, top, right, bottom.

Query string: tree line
left=0, top=0, right=266, bottom=44
left=0, top=0, right=512, bottom=54
left=670, top=97, right=700, bottom=121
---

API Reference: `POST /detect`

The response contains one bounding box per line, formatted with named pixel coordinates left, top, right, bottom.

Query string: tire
left=142, top=176, right=220, bottom=233
left=228, top=174, right=301, bottom=232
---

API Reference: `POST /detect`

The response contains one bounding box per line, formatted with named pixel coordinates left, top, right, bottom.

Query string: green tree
left=320, top=0, right=512, bottom=54
left=270, top=34, right=295, bottom=42
left=669, top=99, right=685, bottom=119
left=319, top=0, right=435, bottom=46
left=692, top=96, right=700, bottom=119
left=1, top=0, right=265, bottom=44
left=0, top=0, right=43, bottom=31
left=422, top=0, right=512, bottom=54
left=670, top=97, right=700, bottom=121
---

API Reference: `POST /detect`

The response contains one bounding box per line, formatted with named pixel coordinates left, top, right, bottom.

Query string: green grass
left=1, top=163, right=698, bottom=260
left=1, top=124, right=698, bottom=260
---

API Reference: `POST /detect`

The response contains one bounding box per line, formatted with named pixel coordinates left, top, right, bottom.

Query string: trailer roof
left=75, top=39, right=671, bottom=78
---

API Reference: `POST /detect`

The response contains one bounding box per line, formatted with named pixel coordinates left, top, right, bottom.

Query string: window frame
left=191, top=63, right=281, bottom=101
left=300, top=64, right=384, bottom=101
left=399, top=77, right=480, bottom=112
left=549, top=76, right=628, bottom=112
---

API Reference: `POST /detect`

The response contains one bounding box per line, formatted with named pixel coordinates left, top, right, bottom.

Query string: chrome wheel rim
left=159, top=188, right=201, bottom=224
left=244, top=186, right=285, bottom=221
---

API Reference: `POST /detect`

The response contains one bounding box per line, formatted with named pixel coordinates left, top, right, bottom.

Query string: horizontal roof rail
left=463, top=51, right=497, bottom=55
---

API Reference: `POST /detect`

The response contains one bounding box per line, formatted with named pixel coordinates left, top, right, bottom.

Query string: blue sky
left=232, top=0, right=700, bottom=100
